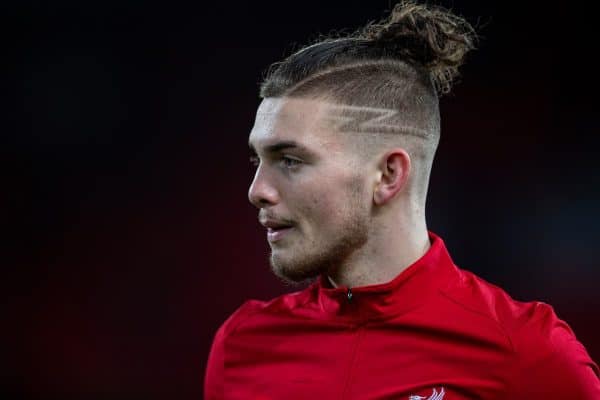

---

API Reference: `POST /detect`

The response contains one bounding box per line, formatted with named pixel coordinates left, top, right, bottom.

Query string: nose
left=248, top=166, right=279, bottom=208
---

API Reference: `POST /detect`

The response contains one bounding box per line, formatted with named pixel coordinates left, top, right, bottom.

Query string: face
left=248, top=97, right=372, bottom=286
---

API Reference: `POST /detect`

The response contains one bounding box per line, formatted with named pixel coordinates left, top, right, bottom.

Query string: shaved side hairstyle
left=259, top=0, right=477, bottom=204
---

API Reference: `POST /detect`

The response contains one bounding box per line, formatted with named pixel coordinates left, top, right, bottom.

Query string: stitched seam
left=340, top=327, right=365, bottom=399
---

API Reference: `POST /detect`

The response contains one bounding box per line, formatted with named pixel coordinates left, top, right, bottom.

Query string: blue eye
left=281, top=156, right=301, bottom=169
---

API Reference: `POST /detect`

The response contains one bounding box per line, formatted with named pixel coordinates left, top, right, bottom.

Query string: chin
left=270, top=253, right=321, bottom=286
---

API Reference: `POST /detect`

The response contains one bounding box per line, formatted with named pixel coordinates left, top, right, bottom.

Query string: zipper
left=346, top=288, right=353, bottom=303
left=340, top=325, right=365, bottom=399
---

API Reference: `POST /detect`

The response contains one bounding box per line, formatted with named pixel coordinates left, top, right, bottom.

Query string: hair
left=259, top=1, right=477, bottom=203
left=261, top=0, right=476, bottom=98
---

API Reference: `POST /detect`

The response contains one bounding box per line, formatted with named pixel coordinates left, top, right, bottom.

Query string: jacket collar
left=311, top=231, right=460, bottom=323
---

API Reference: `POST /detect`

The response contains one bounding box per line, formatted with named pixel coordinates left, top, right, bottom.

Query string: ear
left=373, top=149, right=411, bottom=205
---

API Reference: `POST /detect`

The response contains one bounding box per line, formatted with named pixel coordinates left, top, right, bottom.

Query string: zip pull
left=346, top=288, right=353, bottom=303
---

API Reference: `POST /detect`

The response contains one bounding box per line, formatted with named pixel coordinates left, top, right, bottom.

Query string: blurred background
left=3, top=1, right=599, bottom=399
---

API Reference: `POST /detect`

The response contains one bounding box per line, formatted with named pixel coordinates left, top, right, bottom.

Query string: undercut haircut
left=258, top=0, right=477, bottom=201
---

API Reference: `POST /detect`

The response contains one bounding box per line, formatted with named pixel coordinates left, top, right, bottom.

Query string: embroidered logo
left=409, top=387, right=445, bottom=400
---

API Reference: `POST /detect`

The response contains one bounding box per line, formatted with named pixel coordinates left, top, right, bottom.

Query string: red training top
left=204, top=232, right=600, bottom=399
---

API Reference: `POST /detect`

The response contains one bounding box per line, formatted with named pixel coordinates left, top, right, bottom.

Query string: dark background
left=3, top=1, right=599, bottom=399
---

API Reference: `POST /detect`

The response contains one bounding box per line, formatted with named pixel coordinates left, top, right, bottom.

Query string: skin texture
left=248, top=97, right=431, bottom=289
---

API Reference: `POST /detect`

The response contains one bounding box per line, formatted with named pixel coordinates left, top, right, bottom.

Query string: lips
left=267, top=226, right=294, bottom=242
left=259, top=217, right=295, bottom=242
left=264, top=221, right=291, bottom=229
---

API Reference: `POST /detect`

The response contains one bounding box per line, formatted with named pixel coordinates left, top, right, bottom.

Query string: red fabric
left=204, top=232, right=600, bottom=399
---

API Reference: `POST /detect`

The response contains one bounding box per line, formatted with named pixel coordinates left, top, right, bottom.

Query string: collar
left=311, top=231, right=460, bottom=323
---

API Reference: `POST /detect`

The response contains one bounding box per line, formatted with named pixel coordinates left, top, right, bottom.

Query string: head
left=248, top=1, right=476, bottom=286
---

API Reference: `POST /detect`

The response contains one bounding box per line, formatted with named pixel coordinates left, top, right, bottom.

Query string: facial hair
left=269, top=181, right=370, bottom=287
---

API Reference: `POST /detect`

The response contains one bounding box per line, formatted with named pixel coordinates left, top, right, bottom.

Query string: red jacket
left=204, top=232, right=600, bottom=399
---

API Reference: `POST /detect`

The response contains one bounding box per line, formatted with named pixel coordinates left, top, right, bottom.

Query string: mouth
left=267, top=226, right=294, bottom=242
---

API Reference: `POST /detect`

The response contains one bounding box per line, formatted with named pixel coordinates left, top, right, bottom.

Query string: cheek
left=290, top=168, right=367, bottom=225
left=309, top=194, right=338, bottom=219
left=288, top=185, right=340, bottom=229
left=305, top=188, right=357, bottom=227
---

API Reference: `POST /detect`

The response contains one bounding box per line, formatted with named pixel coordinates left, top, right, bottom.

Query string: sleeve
left=204, top=322, right=226, bottom=400
left=506, top=303, right=600, bottom=399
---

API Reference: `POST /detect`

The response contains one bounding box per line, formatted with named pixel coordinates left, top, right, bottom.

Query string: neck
left=326, top=215, right=430, bottom=289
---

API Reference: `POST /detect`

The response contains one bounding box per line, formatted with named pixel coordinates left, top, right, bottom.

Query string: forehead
left=248, top=97, right=340, bottom=152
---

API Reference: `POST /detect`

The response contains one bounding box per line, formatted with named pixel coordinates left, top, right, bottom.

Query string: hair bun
left=361, top=0, right=477, bottom=94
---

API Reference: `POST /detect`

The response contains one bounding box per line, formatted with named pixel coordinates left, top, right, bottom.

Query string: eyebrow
left=248, top=140, right=310, bottom=155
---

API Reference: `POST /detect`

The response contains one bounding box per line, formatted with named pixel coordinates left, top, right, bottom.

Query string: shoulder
left=506, top=302, right=600, bottom=397
left=441, top=267, right=600, bottom=397
left=438, top=266, right=593, bottom=357
left=440, top=266, right=563, bottom=344
left=212, top=287, right=313, bottom=340
left=218, top=299, right=268, bottom=335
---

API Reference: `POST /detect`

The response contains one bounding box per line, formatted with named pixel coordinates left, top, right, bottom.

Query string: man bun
left=360, top=0, right=477, bottom=95
left=260, top=0, right=478, bottom=100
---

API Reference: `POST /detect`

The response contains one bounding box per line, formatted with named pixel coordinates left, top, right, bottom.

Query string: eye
left=249, top=155, right=260, bottom=167
left=280, top=156, right=302, bottom=169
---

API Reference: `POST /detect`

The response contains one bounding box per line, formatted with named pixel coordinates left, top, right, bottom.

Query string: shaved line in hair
left=320, top=104, right=431, bottom=139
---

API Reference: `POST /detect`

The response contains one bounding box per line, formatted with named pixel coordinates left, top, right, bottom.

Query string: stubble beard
left=269, top=204, right=370, bottom=288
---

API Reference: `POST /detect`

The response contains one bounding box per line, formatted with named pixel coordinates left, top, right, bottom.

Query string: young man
left=205, top=1, right=600, bottom=398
